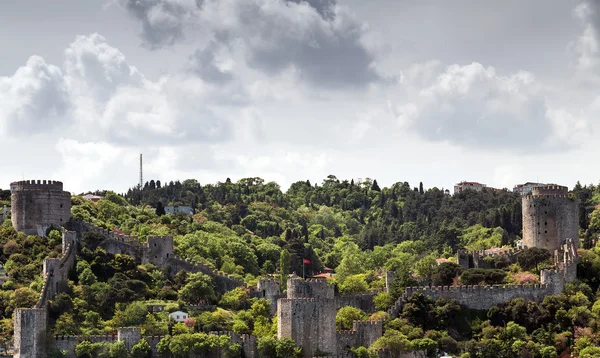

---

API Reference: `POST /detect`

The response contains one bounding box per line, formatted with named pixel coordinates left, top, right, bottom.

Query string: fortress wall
left=99, top=239, right=144, bottom=262
left=278, top=298, right=337, bottom=357
left=352, top=320, right=383, bottom=348
left=287, top=278, right=335, bottom=299
left=257, top=279, right=282, bottom=315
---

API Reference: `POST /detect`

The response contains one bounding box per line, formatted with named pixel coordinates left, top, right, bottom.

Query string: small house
left=169, top=311, right=189, bottom=322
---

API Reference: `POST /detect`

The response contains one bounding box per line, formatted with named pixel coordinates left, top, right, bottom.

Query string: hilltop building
left=454, top=181, right=486, bottom=194
left=513, top=182, right=545, bottom=195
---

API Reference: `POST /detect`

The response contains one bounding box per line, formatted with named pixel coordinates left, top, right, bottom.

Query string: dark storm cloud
left=119, top=0, right=379, bottom=87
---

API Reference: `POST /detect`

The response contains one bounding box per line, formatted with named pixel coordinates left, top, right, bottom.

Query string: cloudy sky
left=0, top=0, right=598, bottom=194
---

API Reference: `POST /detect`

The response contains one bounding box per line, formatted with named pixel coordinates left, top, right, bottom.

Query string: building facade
left=513, top=182, right=545, bottom=196
left=164, top=205, right=194, bottom=215
left=454, top=181, right=487, bottom=194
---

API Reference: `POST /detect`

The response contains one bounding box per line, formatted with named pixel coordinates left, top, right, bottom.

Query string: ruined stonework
left=522, top=185, right=579, bottom=251
left=10, top=180, right=71, bottom=236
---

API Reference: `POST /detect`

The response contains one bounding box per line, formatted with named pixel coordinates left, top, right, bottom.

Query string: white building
left=169, top=311, right=189, bottom=322
left=454, top=181, right=487, bottom=194
left=165, top=205, right=194, bottom=215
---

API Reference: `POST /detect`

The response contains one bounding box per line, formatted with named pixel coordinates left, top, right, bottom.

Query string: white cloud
left=0, top=56, right=71, bottom=136
left=390, top=62, right=589, bottom=152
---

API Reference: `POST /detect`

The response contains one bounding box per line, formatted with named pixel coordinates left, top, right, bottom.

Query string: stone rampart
left=287, top=278, right=335, bottom=299
left=388, top=283, right=554, bottom=317
left=278, top=298, right=337, bottom=357
left=11, top=180, right=71, bottom=236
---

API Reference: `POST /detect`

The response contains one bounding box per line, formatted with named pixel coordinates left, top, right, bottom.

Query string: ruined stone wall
left=287, top=278, right=335, bottom=299
left=11, top=180, right=71, bottom=236
left=522, top=185, right=579, bottom=251
left=278, top=298, right=337, bottom=357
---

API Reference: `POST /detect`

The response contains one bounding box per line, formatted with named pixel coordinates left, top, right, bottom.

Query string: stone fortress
left=522, top=185, right=579, bottom=251
left=6, top=180, right=581, bottom=358
left=9, top=180, right=71, bottom=236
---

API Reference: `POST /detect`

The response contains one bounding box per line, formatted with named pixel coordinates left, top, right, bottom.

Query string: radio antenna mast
left=139, top=153, right=143, bottom=190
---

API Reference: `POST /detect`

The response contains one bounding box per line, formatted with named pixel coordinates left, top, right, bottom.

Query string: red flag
left=303, top=259, right=311, bottom=265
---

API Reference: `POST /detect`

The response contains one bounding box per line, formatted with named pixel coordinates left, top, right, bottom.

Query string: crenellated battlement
left=287, top=278, right=335, bottom=300
left=10, top=180, right=64, bottom=191
left=529, top=185, right=569, bottom=197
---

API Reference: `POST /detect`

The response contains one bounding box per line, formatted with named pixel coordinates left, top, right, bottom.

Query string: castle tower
left=522, top=185, right=579, bottom=252
left=10, top=180, right=71, bottom=236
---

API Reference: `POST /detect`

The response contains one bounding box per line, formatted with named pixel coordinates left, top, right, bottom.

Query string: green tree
left=179, top=272, right=216, bottom=304
left=280, top=249, right=291, bottom=291
left=336, top=306, right=367, bottom=330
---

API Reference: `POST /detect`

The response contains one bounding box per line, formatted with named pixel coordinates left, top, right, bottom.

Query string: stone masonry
left=522, top=185, right=579, bottom=251
left=277, top=279, right=383, bottom=357
left=10, top=180, right=71, bottom=236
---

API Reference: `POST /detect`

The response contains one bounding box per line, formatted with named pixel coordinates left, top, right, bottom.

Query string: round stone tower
left=522, top=185, right=579, bottom=252
left=10, top=180, right=71, bottom=236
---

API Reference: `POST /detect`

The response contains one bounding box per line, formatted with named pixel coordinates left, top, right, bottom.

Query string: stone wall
left=10, top=180, right=71, bottom=236
left=522, top=185, right=579, bottom=251
left=13, top=308, right=47, bottom=358
left=336, top=321, right=383, bottom=353
left=388, top=283, right=555, bottom=317
left=256, top=279, right=284, bottom=315
left=287, top=278, right=335, bottom=299
left=278, top=298, right=337, bottom=357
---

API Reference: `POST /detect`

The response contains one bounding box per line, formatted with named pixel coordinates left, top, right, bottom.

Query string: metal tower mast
left=139, top=153, right=143, bottom=190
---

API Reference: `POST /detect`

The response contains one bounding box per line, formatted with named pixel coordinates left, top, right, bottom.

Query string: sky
left=0, top=0, right=598, bottom=194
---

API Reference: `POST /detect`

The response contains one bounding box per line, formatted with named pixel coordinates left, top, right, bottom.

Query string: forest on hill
left=2, top=176, right=600, bottom=357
